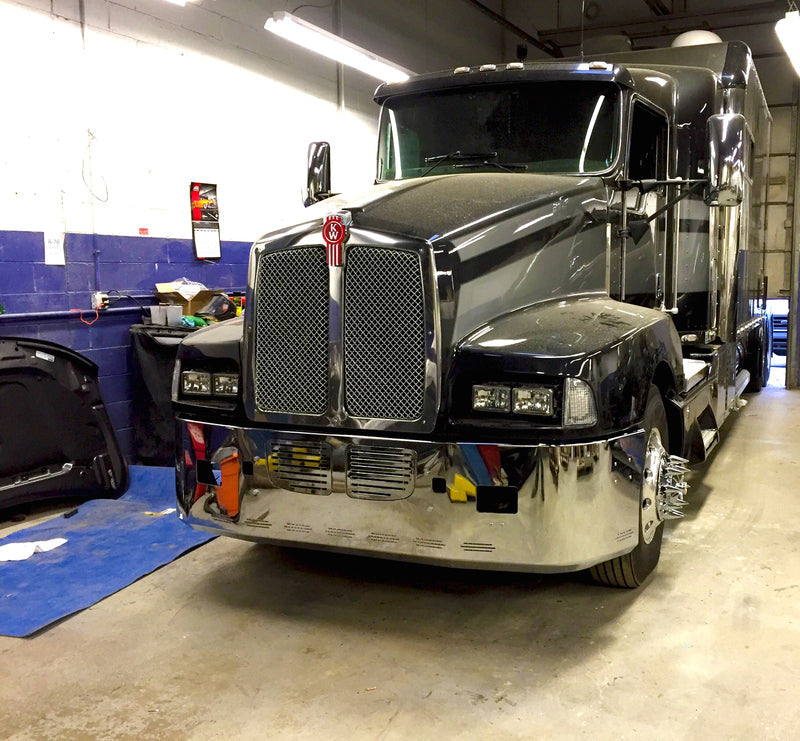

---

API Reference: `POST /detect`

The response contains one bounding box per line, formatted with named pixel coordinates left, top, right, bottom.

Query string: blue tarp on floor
left=0, top=465, right=215, bottom=637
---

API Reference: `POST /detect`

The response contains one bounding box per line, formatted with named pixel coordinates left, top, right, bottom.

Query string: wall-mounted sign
left=43, top=232, right=66, bottom=266
left=190, top=182, right=221, bottom=259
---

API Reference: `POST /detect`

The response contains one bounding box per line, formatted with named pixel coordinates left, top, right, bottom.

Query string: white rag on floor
left=0, top=538, right=67, bottom=562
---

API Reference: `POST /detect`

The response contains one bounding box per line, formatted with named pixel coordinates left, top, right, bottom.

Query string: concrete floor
left=2, top=374, right=800, bottom=740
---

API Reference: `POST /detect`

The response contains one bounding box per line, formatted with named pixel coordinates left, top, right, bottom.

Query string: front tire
left=590, top=385, right=668, bottom=588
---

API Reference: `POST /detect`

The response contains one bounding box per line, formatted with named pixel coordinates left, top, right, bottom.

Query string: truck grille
left=344, top=247, right=426, bottom=420
left=253, top=247, right=329, bottom=415
left=252, top=244, right=428, bottom=422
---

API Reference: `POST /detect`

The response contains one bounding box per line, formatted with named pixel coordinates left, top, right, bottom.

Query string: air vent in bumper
left=346, top=445, right=416, bottom=500
left=268, top=440, right=332, bottom=495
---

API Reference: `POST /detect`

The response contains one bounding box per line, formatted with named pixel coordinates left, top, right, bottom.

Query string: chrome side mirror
left=706, top=113, right=745, bottom=207
left=305, top=141, right=331, bottom=207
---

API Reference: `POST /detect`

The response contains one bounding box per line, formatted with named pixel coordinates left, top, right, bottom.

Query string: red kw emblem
left=322, top=213, right=349, bottom=266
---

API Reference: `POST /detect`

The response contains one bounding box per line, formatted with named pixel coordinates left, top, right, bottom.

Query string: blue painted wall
left=0, top=230, right=250, bottom=460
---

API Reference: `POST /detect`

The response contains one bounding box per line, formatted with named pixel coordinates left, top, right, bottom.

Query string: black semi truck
left=172, top=40, right=771, bottom=587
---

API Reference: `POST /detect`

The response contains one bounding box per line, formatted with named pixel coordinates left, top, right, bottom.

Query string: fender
left=448, top=295, right=684, bottom=442
left=173, top=317, right=245, bottom=426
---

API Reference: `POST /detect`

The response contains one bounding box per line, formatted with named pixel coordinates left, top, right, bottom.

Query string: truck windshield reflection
left=377, top=81, right=619, bottom=180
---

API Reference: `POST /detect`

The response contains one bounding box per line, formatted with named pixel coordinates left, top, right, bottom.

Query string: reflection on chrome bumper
left=177, top=421, right=646, bottom=573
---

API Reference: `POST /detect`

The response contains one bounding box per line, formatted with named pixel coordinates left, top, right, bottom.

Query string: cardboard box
left=154, top=285, right=221, bottom=316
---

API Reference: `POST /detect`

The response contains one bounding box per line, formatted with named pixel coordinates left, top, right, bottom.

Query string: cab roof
left=373, top=41, right=753, bottom=104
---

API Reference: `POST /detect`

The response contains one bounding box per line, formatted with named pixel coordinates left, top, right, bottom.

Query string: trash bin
left=129, top=323, right=196, bottom=465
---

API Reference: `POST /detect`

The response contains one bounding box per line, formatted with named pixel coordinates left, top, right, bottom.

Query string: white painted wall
left=0, top=0, right=507, bottom=243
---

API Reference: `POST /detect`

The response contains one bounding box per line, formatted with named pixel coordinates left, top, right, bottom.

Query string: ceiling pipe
left=567, top=17, right=786, bottom=50
left=642, top=0, right=671, bottom=16
left=461, top=0, right=562, bottom=57
left=540, top=1, right=780, bottom=42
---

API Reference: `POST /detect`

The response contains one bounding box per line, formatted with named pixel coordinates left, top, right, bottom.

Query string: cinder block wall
left=0, top=232, right=251, bottom=457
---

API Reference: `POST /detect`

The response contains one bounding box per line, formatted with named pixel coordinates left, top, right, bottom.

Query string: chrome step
left=734, top=369, right=751, bottom=398
left=701, top=428, right=719, bottom=456
left=682, top=358, right=710, bottom=391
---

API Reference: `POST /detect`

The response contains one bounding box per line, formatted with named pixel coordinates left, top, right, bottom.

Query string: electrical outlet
left=91, top=292, right=109, bottom=310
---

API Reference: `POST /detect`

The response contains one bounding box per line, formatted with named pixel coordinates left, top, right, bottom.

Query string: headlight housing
left=472, top=385, right=511, bottom=412
left=212, top=373, right=239, bottom=397
left=512, top=386, right=554, bottom=416
left=181, top=370, right=212, bottom=395
left=181, top=370, right=240, bottom=398
left=470, top=378, right=595, bottom=426
left=472, top=384, right=554, bottom=417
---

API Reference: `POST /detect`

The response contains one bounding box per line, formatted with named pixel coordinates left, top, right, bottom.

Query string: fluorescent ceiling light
left=265, top=11, right=413, bottom=83
left=161, top=0, right=198, bottom=6
left=777, top=10, right=800, bottom=77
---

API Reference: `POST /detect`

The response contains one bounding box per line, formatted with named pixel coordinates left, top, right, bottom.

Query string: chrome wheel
left=641, top=427, right=665, bottom=545
left=590, top=384, right=689, bottom=588
left=642, top=427, right=689, bottom=545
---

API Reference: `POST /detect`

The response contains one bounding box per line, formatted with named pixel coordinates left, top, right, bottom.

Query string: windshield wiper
left=422, top=150, right=498, bottom=176
left=454, top=161, right=528, bottom=173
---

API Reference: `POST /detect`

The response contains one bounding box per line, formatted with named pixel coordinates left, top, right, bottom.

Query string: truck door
left=619, top=99, right=669, bottom=307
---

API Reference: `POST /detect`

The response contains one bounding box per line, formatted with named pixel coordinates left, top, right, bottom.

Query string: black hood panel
left=0, top=337, right=128, bottom=509
left=304, top=173, right=603, bottom=242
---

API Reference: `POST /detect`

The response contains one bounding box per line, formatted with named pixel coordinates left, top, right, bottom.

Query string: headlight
left=512, top=386, right=553, bottom=416
left=472, top=385, right=511, bottom=412
left=563, top=378, right=597, bottom=427
left=213, top=373, right=239, bottom=396
left=182, top=370, right=212, bottom=395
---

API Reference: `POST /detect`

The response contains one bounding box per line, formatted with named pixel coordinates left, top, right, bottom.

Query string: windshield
left=377, top=81, right=619, bottom=181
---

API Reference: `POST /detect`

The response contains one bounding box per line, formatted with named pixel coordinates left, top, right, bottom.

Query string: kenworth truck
left=173, top=40, right=771, bottom=587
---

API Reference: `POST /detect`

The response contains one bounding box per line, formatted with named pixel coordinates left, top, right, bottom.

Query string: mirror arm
left=641, top=179, right=708, bottom=224
left=617, top=179, right=708, bottom=241
left=615, top=177, right=708, bottom=195
left=615, top=179, right=708, bottom=241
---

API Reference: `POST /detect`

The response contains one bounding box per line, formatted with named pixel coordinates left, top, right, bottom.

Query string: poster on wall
left=190, top=182, right=221, bottom=259
left=43, top=232, right=66, bottom=266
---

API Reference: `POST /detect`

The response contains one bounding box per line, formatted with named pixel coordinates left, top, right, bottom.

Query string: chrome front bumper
left=177, top=421, right=646, bottom=573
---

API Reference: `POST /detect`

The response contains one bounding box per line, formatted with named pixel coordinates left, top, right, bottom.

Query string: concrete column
left=788, top=81, right=800, bottom=387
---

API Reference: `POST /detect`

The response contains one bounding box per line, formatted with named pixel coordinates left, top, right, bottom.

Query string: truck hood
left=254, top=172, right=611, bottom=362
left=301, top=172, right=605, bottom=242
left=315, top=174, right=609, bottom=349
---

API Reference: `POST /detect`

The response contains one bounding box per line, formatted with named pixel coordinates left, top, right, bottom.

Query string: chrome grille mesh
left=254, top=247, right=329, bottom=415
left=344, top=247, right=426, bottom=420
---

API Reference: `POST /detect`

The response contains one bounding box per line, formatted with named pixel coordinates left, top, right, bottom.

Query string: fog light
left=182, top=370, right=211, bottom=395
left=564, top=378, right=597, bottom=427
left=213, top=373, right=239, bottom=396
left=513, top=386, right=553, bottom=416
left=472, top=385, right=511, bottom=412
